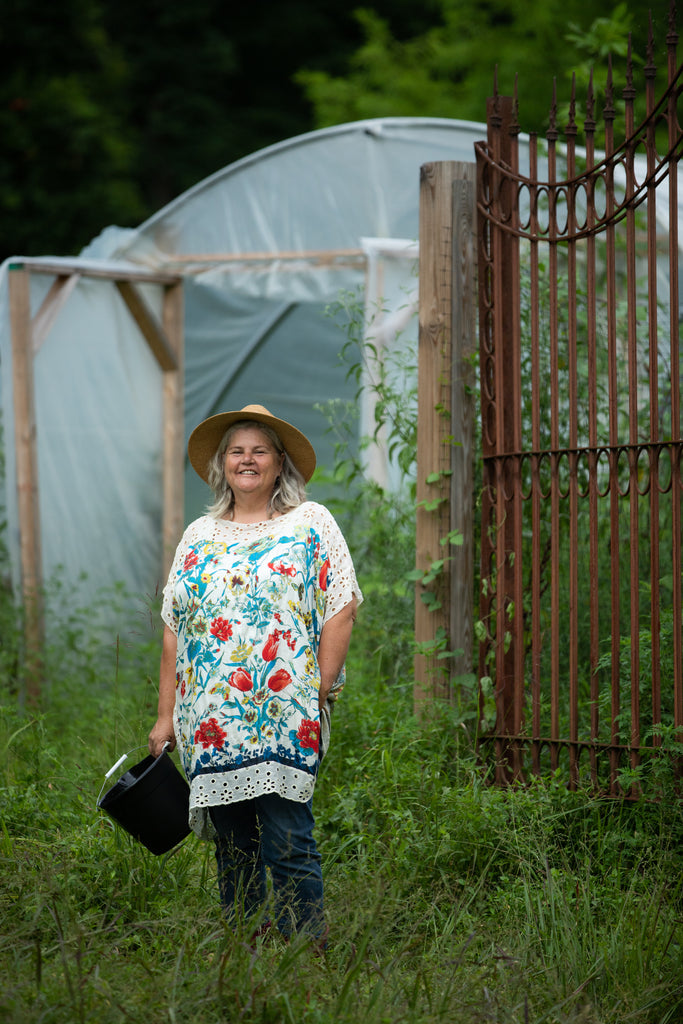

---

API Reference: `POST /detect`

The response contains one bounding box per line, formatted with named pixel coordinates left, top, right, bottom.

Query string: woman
left=149, top=404, right=362, bottom=944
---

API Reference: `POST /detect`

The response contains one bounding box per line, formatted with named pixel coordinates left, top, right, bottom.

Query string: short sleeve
left=317, top=506, right=363, bottom=624
left=161, top=529, right=190, bottom=635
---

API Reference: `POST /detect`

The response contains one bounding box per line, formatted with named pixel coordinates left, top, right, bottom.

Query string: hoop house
left=0, top=117, right=485, bottom=614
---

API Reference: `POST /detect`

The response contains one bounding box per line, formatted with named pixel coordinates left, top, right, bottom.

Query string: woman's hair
left=206, top=420, right=307, bottom=520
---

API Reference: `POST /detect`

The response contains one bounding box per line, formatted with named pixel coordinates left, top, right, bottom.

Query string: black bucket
left=98, top=750, right=191, bottom=855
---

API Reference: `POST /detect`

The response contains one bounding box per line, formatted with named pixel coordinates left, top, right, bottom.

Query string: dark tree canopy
left=0, top=0, right=668, bottom=261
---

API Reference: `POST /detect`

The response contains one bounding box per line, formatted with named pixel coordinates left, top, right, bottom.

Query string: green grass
left=1, top=579, right=682, bottom=1024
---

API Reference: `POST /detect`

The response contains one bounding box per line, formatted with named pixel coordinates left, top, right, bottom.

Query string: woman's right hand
left=149, top=716, right=176, bottom=757
left=150, top=626, right=179, bottom=756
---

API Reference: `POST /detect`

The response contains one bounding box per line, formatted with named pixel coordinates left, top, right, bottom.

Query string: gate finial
left=511, top=73, right=520, bottom=136
left=624, top=35, right=635, bottom=98
left=603, top=55, right=616, bottom=122
left=490, top=65, right=502, bottom=128
left=667, top=0, right=679, bottom=47
left=566, top=72, right=578, bottom=137
left=624, top=34, right=636, bottom=136
left=645, top=11, right=656, bottom=80
left=585, top=67, right=596, bottom=136
left=547, top=78, right=559, bottom=140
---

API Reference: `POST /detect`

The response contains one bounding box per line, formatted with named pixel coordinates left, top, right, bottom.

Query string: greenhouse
left=0, top=116, right=487, bottom=609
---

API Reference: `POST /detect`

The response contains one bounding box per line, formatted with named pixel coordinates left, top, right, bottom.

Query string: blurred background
left=0, top=0, right=657, bottom=261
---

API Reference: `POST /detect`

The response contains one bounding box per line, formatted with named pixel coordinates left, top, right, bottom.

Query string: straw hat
left=187, top=404, right=317, bottom=484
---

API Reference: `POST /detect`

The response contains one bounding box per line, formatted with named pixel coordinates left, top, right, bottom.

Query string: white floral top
left=162, top=501, right=362, bottom=838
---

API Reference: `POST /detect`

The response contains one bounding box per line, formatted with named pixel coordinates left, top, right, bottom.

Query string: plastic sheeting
left=94, top=118, right=488, bottom=525
left=0, top=118, right=487, bottom=607
left=0, top=258, right=166, bottom=610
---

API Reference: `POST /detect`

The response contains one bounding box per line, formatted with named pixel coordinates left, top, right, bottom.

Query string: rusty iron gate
left=474, top=6, right=683, bottom=795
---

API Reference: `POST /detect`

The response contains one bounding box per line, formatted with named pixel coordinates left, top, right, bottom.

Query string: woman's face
left=222, top=426, right=284, bottom=503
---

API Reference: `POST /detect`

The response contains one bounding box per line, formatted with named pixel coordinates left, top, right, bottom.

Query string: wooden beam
left=162, top=248, right=366, bottom=265
left=415, top=162, right=457, bottom=706
left=13, top=260, right=180, bottom=286
left=8, top=265, right=44, bottom=704
left=161, top=282, right=185, bottom=576
left=450, top=166, right=477, bottom=684
left=32, top=273, right=82, bottom=352
left=115, top=280, right=178, bottom=372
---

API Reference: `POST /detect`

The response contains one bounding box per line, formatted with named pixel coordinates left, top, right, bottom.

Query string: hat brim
left=187, top=405, right=317, bottom=484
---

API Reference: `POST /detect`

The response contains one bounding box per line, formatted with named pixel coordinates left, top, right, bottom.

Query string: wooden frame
left=7, top=261, right=184, bottom=703
left=415, top=162, right=476, bottom=705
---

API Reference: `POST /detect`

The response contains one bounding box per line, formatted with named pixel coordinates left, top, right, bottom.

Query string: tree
left=296, top=0, right=664, bottom=137
left=0, top=0, right=666, bottom=261
left=0, top=0, right=440, bottom=258
left=0, top=0, right=146, bottom=259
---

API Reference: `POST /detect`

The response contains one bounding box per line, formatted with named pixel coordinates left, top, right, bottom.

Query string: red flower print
left=319, top=557, right=330, bottom=592
left=268, top=668, right=292, bottom=692
left=194, top=717, right=227, bottom=750
left=262, top=632, right=280, bottom=661
left=210, top=617, right=233, bottom=642
left=183, top=550, right=199, bottom=571
left=268, top=560, right=296, bottom=577
left=228, top=667, right=253, bottom=692
left=297, top=719, right=320, bottom=754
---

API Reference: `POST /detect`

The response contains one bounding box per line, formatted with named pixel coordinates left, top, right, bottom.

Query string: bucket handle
left=97, top=741, right=170, bottom=809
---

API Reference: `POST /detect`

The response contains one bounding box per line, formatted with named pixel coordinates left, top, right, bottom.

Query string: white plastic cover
left=0, top=257, right=166, bottom=612
left=98, top=118, right=488, bottom=530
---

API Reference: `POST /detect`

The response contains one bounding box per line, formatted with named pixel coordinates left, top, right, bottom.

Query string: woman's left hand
left=317, top=597, right=357, bottom=708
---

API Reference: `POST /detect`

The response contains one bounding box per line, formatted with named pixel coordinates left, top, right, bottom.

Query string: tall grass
left=1, top=385, right=682, bottom=1021
left=2, top=504, right=682, bottom=1023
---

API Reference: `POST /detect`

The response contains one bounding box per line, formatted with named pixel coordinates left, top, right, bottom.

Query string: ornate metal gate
left=475, top=6, right=683, bottom=794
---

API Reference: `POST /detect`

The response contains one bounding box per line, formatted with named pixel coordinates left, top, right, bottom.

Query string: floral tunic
left=161, top=501, right=362, bottom=838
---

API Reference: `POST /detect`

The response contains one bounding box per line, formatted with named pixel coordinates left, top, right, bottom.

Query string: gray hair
left=206, top=420, right=307, bottom=520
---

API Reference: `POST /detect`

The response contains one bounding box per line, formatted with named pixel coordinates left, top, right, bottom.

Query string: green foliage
left=1, top=446, right=683, bottom=1021
left=2, top=663, right=683, bottom=1022
left=0, top=0, right=442, bottom=259
left=296, top=0, right=658, bottom=137
left=1, top=0, right=665, bottom=260
left=0, top=0, right=147, bottom=258
left=317, top=290, right=419, bottom=688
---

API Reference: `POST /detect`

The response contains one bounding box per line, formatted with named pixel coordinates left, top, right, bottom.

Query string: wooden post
left=161, top=281, right=185, bottom=576
left=8, top=264, right=43, bottom=704
left=415, top=162, right=476, bottom=706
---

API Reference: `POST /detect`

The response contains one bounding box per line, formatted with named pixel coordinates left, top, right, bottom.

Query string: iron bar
left=529, top=134, right=542, bottom=776
left=585, top=73, right=601, bottom=789
left=667, top=10, right=683, bottom=738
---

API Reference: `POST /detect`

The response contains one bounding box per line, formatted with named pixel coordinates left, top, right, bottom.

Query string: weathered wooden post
left=161, top=280, right=185, bottom=574
left=8, top=264, right=43, bottom=706
left=415, top=161, right=476, bottom=708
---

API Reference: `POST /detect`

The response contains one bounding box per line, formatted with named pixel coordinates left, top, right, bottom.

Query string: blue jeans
left=209, top=794, right=324, bottom=940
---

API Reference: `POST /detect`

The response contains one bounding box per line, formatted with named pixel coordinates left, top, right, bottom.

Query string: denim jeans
left=209, top=794, right=324, bottom=940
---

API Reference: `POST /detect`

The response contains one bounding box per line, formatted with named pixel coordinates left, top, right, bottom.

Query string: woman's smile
left=223, top=426, right=283, bottom=502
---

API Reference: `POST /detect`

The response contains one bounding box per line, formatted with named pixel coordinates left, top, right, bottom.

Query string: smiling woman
left=148, top=403, right=362, bottom=950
